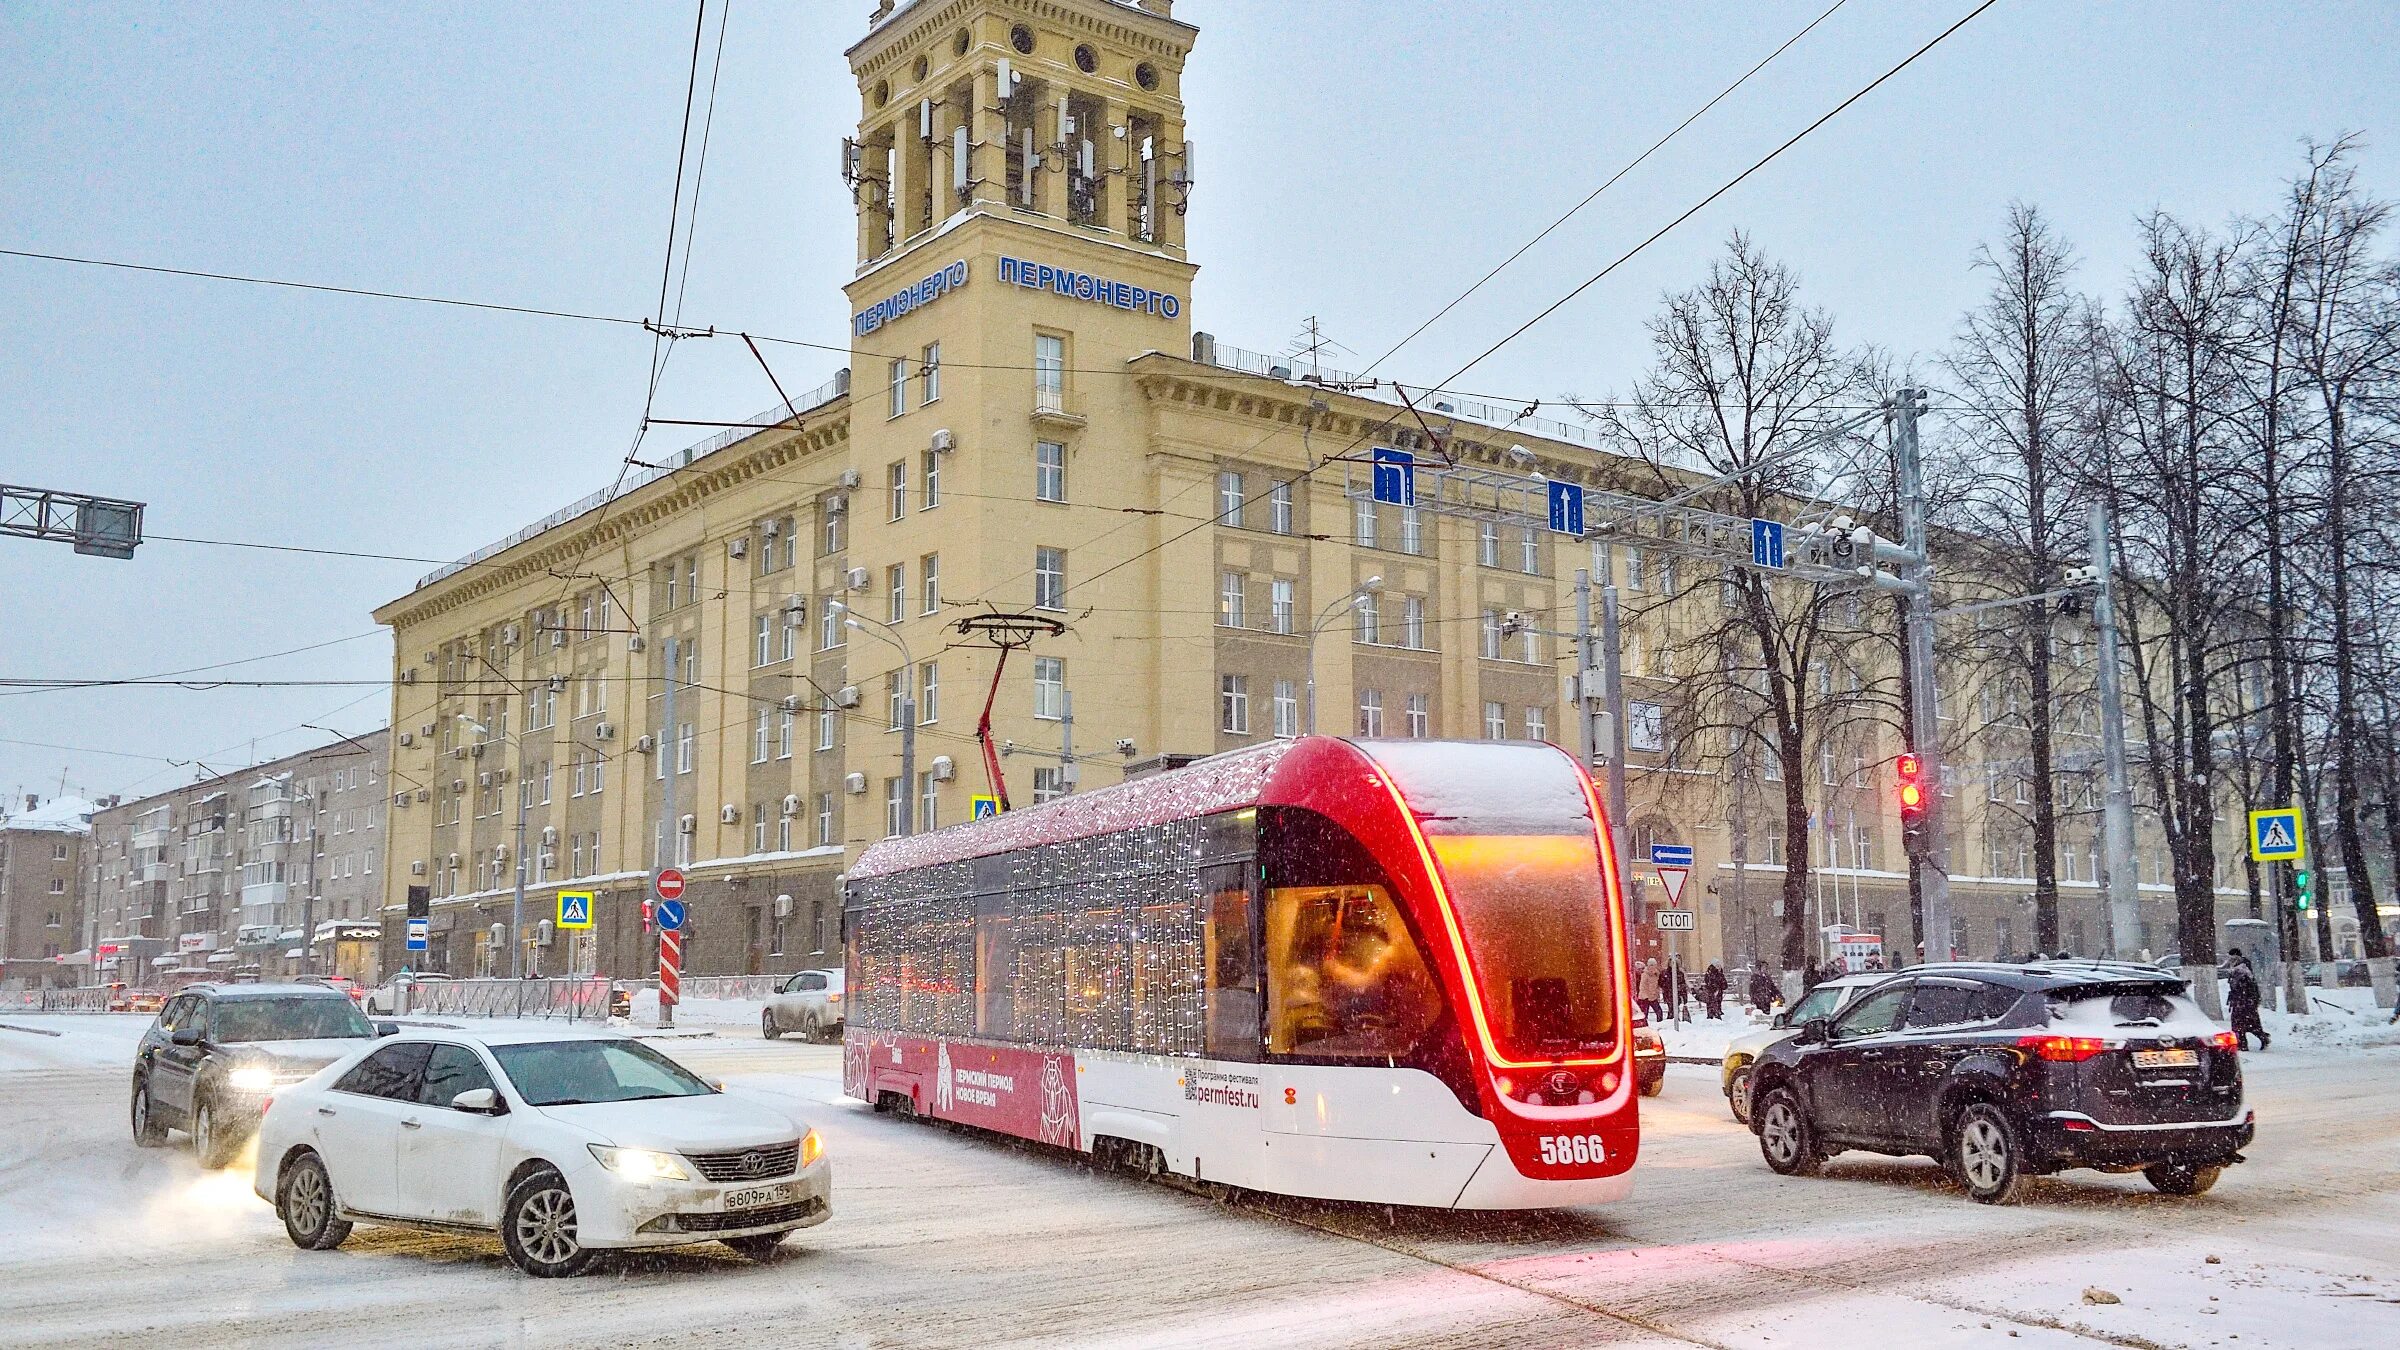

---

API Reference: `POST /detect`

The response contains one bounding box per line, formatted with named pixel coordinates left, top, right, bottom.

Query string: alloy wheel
left=288, top=1163, right=329, bottom=1235
left=1761, top=1099, right=1800, bottom=1165
left=516, top=1184, right=580, bottom=1267
left=1960, top=1116, right=2009, bottom=1192
left=195, top=1102, right=213, bottom=1161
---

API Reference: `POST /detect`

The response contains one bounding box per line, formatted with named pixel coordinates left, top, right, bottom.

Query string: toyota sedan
left=254, top=1029, right=831, bottom=1276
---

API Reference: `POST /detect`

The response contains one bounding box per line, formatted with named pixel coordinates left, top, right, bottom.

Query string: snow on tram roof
left=848, top=738, right=1305, bottom=879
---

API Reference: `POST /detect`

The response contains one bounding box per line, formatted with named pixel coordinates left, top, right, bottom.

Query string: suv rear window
left=2045, top=988, right=2213, bottom=1035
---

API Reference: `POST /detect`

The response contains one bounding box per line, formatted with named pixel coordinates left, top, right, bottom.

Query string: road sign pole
left=658, top=635, right=679, bottom=1028
left=1893, top=388, right=1951, bottom=962
left=1597, top=559, right=1631, bottom=925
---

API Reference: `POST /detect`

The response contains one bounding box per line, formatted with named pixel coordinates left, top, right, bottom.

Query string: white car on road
left=253, top=1029, right=830, bottom=1276
left=1721, top=972, right=1889, bottom=1123
left=762, top=969, right=845, bottom=1041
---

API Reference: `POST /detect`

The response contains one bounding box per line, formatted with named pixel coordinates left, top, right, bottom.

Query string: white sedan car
left=253, top=1029, right=830, bottom=1276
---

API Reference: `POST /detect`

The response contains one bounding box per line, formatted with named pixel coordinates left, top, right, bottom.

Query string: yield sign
left=1655, top=865, right=1690, bottom=906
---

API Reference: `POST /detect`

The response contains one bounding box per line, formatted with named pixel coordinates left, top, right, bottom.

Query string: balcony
left=1031, top=386, right=1085, bottom=432
left=241, top=881, right=290, bottom=911
left=132, top=828, right=171, bottom=851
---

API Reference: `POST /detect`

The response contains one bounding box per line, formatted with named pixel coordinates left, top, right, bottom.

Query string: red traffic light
left=1899, top=782, right=1925, bottom=811
left=1896, top=751, right=1927, bottom=819
left=1896, top=752, right=1922, bottom=779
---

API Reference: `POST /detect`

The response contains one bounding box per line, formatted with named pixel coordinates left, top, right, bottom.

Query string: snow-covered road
left=0, top=1015, right=2393, bottom=1348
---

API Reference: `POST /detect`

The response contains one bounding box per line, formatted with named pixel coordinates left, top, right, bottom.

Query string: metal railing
left=677, top=974, right=788, bottom=1002
left=416, top=369, right=851, bottom=590
left=396, top=976, right=618, bottom=1023
left=2, top=987, right=112, bottom=1012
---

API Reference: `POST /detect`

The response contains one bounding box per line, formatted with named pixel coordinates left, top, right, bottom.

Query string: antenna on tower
left=1283, top=316, right=1353, bottom=385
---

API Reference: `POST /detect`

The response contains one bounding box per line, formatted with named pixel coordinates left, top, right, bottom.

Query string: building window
left=1273, top=679, right=1299, bottom=738
left=1479, top=521, right=1500, bottom=567
left=777, top=816, right=793, bottom=852
left=1403, top=595, right=1425, bottom=649
left=1031, top=767, right=1063, bottom=804
left=1520, top=528, right=1540, bottom=574
left=1219, top=572, right=1247, bottom=628
left=920, top=341, right=941, bottom=404
left=1220, top=675, right=1250, bottom=733
left=1035, top=440, right=1066, bottom=502
left=754, top=614, right=773, bottom=667
left=921, top=553, right=940, bottom=613
left=1034, top=546, right=1066, bottom=610
left=753, top=709, right=772, bottom=763
left=888, top=461, right=907, bottom=520
left=1484, top=700, right=1506, bottom=739
left=754, top=813, right=768, bottom=854
left=816, top=793, right=834, bottom=846
left=888, top=357, right=909, bottom=418
left=819, top=599, right=843, bottom=651
left=1524, top=706, right=1547, bottom=742
left=818, top=708, right=836, bottom=752
left=1626, top=547, right=1646, bottom=592
left=884, top=778, right=904, bottom=837
left=1034, top=333, right=1065, bottom=412
left=1357, top=688, right=1384, bottom=736
left=1269, top=481, right=1293, bottom=534
left=823, top=505, right=844, bottom=555
left=1270, top=578, right=1295, bottom=634
left=778, top=709, right=795, bottom=759
left=920, top=661, right=939, bottom=723
left=1481, top=608, right=1504, bottom=659
left=887, top=564, right=907, bottom=623
left=1400, top=507, right=1422, bottom=555
left=676, top=722, right=695, bottom=775
left=1217, top=470, right=1244, bottom=526
left=1521, top=626, right=1541, bottom=664
left=888, top=672, right=908, bottom=730
left=1354, top=497, right=1377, bottom=548
left=921, top=451, right=943, bottom=512
left=781, top=609, right=800, bottom=661
left=1355, top=594, right=1380, bottom=645
left=1406, top=692, right=1430, bottom=738
left=1034, top=656, right=1065, bottom=719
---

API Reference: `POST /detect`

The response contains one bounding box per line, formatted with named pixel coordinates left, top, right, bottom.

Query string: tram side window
left=1261, top=809, right=1442, bottom=1059
left=1203, top=862, right=1260, bottom=1059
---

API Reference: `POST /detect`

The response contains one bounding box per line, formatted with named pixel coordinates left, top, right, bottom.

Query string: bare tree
left=1593, top=235, right=1889, bottom=972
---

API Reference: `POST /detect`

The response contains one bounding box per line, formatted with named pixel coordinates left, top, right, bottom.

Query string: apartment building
left=0, top=795, right=95, bottom=988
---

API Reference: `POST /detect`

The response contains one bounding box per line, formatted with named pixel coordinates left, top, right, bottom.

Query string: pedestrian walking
left=1667, top=963, right=1690, bottom=1018
left=1701, top=962, right=1727, bottom=1020
left=1747, top=965, right=1779, bottom=1015
left=2219, top=949, right=2269, bottom=1052
left=1637, top=959, right=1663, bottom=1022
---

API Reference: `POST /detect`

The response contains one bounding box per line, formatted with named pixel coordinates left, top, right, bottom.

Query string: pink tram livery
left=841, top=735, right=1637, bottom=1209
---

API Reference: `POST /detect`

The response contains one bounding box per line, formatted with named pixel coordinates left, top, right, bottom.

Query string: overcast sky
left=4, top=0, right=2396, bottom=806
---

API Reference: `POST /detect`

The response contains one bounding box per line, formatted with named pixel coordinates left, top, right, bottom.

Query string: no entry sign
left=653, top=868, right=686, bottom=901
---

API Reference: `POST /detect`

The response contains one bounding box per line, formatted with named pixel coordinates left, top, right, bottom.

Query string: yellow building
left=374, top=0, right=2250, bottom=982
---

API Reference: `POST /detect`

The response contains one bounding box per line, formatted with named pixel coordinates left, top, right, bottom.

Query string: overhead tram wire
left=1042, top=0, right=2002, bottom=612
left=1356, top=0, right=1851, bottom=380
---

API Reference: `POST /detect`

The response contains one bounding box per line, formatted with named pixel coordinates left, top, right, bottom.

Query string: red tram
left=842, top=735, right=1636, bottom=1208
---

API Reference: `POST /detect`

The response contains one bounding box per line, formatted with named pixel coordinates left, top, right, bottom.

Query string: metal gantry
left=0, top=483, right=145, bottom=559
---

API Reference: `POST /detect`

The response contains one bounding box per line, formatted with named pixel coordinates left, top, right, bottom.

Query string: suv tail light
left=2017, top=1034, right=2108, bottom=1062
left=2208, top=1031, right=2238, bottom=1053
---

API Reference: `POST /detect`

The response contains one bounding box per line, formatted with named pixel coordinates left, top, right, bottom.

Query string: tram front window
left=1264, top=884, right=1440, bottom=1058
left=1427, top=834, right=1617, bottom=1060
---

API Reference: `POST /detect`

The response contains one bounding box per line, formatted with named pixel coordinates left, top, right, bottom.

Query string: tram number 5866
left=1536, top=1134, right=1607, bottom=1166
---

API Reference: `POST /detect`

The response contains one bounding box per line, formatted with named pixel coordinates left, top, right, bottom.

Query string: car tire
left=723, top=1232, right=789, bottom=1261
left=2144, top=1162, right=2222, bottom=1196
left=1727, top=1063, right=1755, bottom=1125
left=1951, top=1103, right=2027, bottom=1205
left=131, top=1079, right=168, bottom=1148
left=762, top=1010, right=782, bottom=1040
left=277, top=1152, right=353, bottom=1250
left=503, top=1168, right=600, bottom=1278
left=192, top=1093, right=243, bottom=1170
left=1638, top=1067, right=1664, bottom=1097
left=803, top=1013, right=824, bottom=1043
left=1756, top=1086, right=1822, bottom=1176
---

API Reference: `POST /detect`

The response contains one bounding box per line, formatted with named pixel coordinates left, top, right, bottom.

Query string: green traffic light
left=2294, top=867, right=2312, bottom=911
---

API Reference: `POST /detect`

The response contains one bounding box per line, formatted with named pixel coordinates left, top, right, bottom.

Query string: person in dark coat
left=1669, top=963, right=1690, bottom=1017
left=1701, top=963, right=1727, bottom=1019
left=1747, top=965, right=1779, bottom=1015
left=2219, top=949, right=2269, bottom=1051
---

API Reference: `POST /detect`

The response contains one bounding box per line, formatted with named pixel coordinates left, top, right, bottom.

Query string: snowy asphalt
left=0, top=1017, right=2394, bottom=1348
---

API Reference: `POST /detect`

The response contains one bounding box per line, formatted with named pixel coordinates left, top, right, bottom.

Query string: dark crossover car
left=1746, top=961, right=2252, bottom=1203
left=132, top=983, right=392, bottom=1167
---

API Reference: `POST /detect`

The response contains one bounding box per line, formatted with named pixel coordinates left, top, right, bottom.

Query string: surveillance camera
left=1114, top=738, right=1137, bottom=756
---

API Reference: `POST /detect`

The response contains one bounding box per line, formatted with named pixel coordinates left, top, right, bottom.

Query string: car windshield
left=489, top=1039, right=717, bottom=1106
left=211, top=996, right=374, bottom=1042
left=1786, top=986, right=1846, bottom=1023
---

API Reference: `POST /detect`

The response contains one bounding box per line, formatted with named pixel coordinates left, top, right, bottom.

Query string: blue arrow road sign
left=656, top=899, right=686, bottom=932
left=1751, top=518, right=1785, bottom=569
left=405, top=917, right=429, bottom=951
left=1547, top=480, right=1585, bottom=536
left=1370, top=447, right=1415, bottom=506
left=1649, top=843, right=1695, bottom=867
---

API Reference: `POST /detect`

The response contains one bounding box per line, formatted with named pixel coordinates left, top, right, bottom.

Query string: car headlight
left=228, top=1065, right=276, bottom=1093
left=588, top=1145, right=692, bottom=1182
left=800, top=1128, right=824, bottom=1169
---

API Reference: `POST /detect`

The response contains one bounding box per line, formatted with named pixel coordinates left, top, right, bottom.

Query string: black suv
left=132, top=983, right=390, bottom=1168
left=1746, top=962, right=2251, bottom=1203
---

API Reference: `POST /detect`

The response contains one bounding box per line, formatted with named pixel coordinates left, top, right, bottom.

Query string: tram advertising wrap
left=842, top=736, right=1637, bottom=1210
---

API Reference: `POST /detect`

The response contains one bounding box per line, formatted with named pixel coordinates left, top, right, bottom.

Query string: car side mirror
left=170, top=1026, right=202, bottom=1047
left=1770, top=1010, right=1790, bottom=1029
left=1798, top=1017, right=1831, bottom=1045
left=450, top=1087, right=506, bottom=1115
left=374, top=1021, right=401, bottom=1037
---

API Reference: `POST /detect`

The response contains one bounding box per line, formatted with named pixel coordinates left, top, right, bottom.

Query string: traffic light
left=2294, top=865, right=2313, bottom=912
left=1896, top=751, right=1928, bottom=821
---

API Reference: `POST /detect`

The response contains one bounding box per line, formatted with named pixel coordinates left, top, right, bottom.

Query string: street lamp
left=832, top=601, right=917, bottom=836
left=1306, top=575, right=1380, bottom=734
left=457, top=713, right=529, bottom=979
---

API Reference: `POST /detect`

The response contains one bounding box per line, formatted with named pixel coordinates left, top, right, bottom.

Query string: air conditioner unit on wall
left=762, top=518, right=782, bottom=537
left=450, top=779, right=465, bottom=794
left=415, top=788, right=430, bottom=802
left=930, top=428, right=956, bottom=454
left=595, top=721, right=616, bottom=741
left=728, top=538, right=748, bottom=559
left=931, top=755, right=956, bottom=781
left=835, top=685, right=860, bottom=708
left=478, top=772, right=493, bottom=788
left=721, top=804, right=740, bottom=824
left=469, top=742, right=486, bottom=758
left=838, top=468, right=861, bottom=490
left=540, top=825, right=557, bottom=847
left=782, top=794, right=801, bottom=817
left=502, top=624, right=519, bottom=645
left=785, top=595, right=806, bottom=619
left=679, top=813, right=696, bottom=834
left=547, top=674, right=566, bottom=691
left=398, top=669, right=417, bottom=685
left=843, top=772, right=867, bottom=794
left=844, top=567, right=869, bottom=590
left=419, top=723, right=435, bottom=737
left=411, top=860, right=427, bottom=876
left=634, top=734, right=656, bottom=754
left=397, top=732, right=414, bottom=747
left=781, top=694, right=803, bottom=712
left=628, top=635, right=646, bottom=652
left=825, top=493, right=848, bottom=516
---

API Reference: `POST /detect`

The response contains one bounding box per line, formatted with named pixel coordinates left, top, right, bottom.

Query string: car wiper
left=2114, top=1017, right=2163, bottom=1028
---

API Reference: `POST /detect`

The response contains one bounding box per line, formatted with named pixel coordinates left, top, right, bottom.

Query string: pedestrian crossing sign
left=969, top=794, right=1001, bottom=820
left=556, top=890, right=595, bottom=929
left=2247, top=808, right=2304, bottom=863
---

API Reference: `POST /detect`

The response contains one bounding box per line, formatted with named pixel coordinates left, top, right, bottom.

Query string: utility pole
left=1058, top=690, right=1076, bottom=796
left=2088, top=502, right=2142, bottom=963
left=1596, top=566, right=1632, bottom=922
left=658, top=634, right=679, bottom=1025
left=1891, top=388, right=1952, bottom=962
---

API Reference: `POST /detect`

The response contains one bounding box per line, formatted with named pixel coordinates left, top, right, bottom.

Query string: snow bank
left=627, top=988, right=764, bottom=1030
left=2262, top=985, right=2400, bottom=1051
left=0, top=1013, right=150, bottom=1071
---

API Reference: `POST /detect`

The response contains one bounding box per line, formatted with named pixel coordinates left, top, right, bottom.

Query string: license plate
left=2133, top=1048, right=2198, bottom=1069
left=723, top=1183, right=794, bottom=1212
